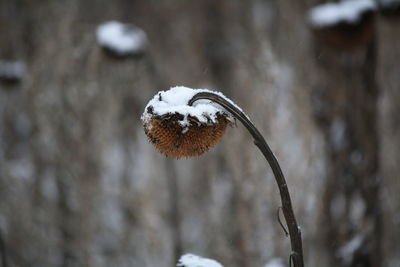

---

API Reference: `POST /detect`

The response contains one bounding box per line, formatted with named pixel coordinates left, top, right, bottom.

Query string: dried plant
left=143, top=109, right=231, bottom=158
left=142, top=86, right=304, bottom=267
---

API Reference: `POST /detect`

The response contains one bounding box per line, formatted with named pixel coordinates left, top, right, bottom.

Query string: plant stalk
left=189, top=92, right=304, bottom=267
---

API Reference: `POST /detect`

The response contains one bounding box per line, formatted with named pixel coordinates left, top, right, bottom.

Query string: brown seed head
left=143, top=111, right=230, bottom=158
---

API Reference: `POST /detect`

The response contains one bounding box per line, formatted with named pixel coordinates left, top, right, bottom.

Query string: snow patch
left=349, top=195, right=366, bottom=225
left=338, top=235, right=364, bottom=264
left=329, top=118, right=347, bottom=152
left=308, top=0, right=376, bottom=27
left=141, top=86, right=239, bottom=128
left=0, top=60, right=26, bottom=81
left=177, top=254, right=223, bottom=267
left=96, top=21, right=147, bottom=56
left=264, top=258, right=285, bottom=267
left=9, top=157, right=34, bottom=182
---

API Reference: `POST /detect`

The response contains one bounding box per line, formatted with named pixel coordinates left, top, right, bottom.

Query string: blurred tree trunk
left=312, top=36, right=382, bottom=266
left=377, top=16, right=400, bottom=267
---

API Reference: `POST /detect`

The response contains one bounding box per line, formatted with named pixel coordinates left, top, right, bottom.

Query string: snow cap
left=177, top=254, right=224, bottom=267
left=96, top=21, right=147, bottom=56
left=308, top=0, right=376, bottom=27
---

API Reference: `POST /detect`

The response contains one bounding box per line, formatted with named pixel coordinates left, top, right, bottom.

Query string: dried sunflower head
left=141, top=86, right=233, bottom=158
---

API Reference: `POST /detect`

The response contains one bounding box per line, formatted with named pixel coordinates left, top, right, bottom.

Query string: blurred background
left=0, top=0, right=399, bottom=266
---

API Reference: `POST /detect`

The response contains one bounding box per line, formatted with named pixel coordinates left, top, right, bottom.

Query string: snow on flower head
left=141, top=86, right=236, bottom=127
left=141, top=86, right=235, bottom=158
left=176, top=254, right=224, bottom=267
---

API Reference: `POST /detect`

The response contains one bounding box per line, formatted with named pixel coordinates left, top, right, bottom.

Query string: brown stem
left=189, top=92, right=304, bottom=267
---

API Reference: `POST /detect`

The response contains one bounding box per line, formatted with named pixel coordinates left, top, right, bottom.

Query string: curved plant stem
left=189, top=92, right=304, bottom=267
